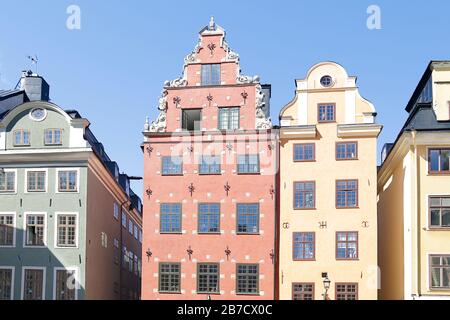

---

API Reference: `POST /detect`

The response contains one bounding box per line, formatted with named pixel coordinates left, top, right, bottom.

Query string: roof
left=0, top=89, right=23, bottom=99
left=405, top=60, right=450, bottom=112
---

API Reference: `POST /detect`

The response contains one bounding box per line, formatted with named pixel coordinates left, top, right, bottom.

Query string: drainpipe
left=411, top=130, right=422, bottom=298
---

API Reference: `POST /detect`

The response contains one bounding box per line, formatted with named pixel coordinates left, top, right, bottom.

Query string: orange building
left=141, top=18, right=277, bottom=300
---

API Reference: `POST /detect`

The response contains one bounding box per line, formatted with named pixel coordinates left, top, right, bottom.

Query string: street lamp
left=322, top=275, right=331, bottom=300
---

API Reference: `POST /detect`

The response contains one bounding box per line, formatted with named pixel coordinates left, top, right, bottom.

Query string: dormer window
left=320, top=75, right=333, bottom=87
left=201, top=64, right=221, bottom=85
left=13, top=129, right=30, bottom=146
left=44, top=129, right=62, bottom=145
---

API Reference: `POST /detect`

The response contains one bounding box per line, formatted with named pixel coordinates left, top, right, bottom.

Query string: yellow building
left=378, top=61, right=450, bottom=300
left=278, top=62, right=382, bottom=300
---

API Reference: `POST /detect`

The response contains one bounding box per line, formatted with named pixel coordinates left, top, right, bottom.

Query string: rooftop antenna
left=27, top=54, right=38, bottom=74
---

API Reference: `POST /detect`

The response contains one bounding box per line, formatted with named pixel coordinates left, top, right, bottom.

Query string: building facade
left=142, top=18, right=277, bottom=300
left=278, top=62, right=381, bottom=300
left=0, top=71, right=142, bottom=300
left=378, top=61, right=450, bottom=300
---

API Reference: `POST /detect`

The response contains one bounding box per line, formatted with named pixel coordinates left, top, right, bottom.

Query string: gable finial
left=209, top=16, right=215, bottom=30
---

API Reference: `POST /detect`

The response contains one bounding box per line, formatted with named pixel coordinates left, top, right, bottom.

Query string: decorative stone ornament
left=255, top=84, right=272, bottom=129
left=147, top=90, right=168, bottom=132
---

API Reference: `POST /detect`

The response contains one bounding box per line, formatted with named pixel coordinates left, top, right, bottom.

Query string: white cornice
left=337, top=124, right=382, bottom=138
left=280, top=125, right=317, bottom=139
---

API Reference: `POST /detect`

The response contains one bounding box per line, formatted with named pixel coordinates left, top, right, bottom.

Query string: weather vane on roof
left=27, top=55, right=38, bottom=74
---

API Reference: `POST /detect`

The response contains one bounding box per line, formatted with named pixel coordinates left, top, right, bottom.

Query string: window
left=162, top=156, right=183, bottom=175
left=0, top=171, right=15, bottom=193
left=159, top=263, right=181, bottom=293
left=430, top=255, right=450, bottom=288
left=293, top=144, right=315, bottom=161
left=293, top=232, right=315, bottom=260
left=121, top=212, right=127, bottom=228
left=429, top=196, right=450, bottom=228
left=160, top=203, right=182, bottom=233
left=318, top=104, right=335, bottom=122
left=27, top=171, right=46, bottom=192
left=0, top=268, right=13, bottom=300
left=236, top=264, right=259, bottom=295
left=128, top=219, right=133, bottom=235
left=0, top=214, right=14, bottom=246
left=336, top=180, right=358, bottom=208
left=138, top=258, right=142, bottom=278
left=139, top=229, right=142, bottom=243
left=58, top=170, right=77, bottom=192
left=57, top=214, right=77, bottom=247
left=25, top=214, right=45, bottom=246
left=320, top=75, right=333, bottom=87
left=218, top=107, right=239, bottom=130
left=336, top=232, right=358, bottom=259
left=292, top=283, right=314, bottom=300
left=237, top=155, right=260, bottom=174
left=13, top=129, right=30, bottom=146
left=55, top=269, right=76, bottom=300
left=429, top=149, right=450, bottom=173
left=134, top=225, right=139, bottom=240
left=199, top=156, right=221, bottom=174
left=335, top=283, right=358, bottom=300
left=113, top=238, right=119, bottom=265
left=122, top=246, right=128, bottom=269
left=236, top=204, right=259, bottom=234
left=44, top=129, right=62, bottom=145
left=197, top=263, right=219, bottom=294
left=198, top=203, right=220, bottom=233
left=22, top=268, right=44, bottom=300
left=336, top=142, right=358, bottom=160
left=201, top=64, right=221, bottom=86
left=294, top=181, right=315, bottom=209
left=182, top=109, right=202, bottom=131
left=129, top=252, right=134, bottom=273
left=113, top=203, right=119, bottom=220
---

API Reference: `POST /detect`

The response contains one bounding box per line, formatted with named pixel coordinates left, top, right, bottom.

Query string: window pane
left=430, top=209, right=440, bottom=226
left=430, top=150, right=440, bottom=171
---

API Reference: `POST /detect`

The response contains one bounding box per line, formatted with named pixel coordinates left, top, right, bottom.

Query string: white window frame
left=0, top=212, right=16, bottom=248
left=23, top=212, right=47, bottom=248
left=121, top=211, right=127, bottom=228
left=24, top=168, right=48, bottom=193
left=21, top=266, right=46, bottom=300
left=55, top=168, right=80, bottom=193
left=113, top=202, right=119, bottom=220
left=128, top=219, right=133, bottom=235
left=54, top=212, right=79, bottom=249
left=134, top=225, right=138, bottom=240
left=0, top=169, right=17, bottom=194
left=52, top=266, right=79, bottom=300
left=0, top=266, right=15, bottom=300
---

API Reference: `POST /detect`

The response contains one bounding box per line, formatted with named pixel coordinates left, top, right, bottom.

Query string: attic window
left=182, top=109, right=202, bottom=131
left=320, top=75, right=333, bottom=87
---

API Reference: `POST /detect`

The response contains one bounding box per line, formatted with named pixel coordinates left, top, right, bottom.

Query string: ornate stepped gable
left=144, top=17, right=271, bottom=133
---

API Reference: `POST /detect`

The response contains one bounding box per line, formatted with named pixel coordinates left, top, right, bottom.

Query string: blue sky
left=1, top=0, right=449, bottom=194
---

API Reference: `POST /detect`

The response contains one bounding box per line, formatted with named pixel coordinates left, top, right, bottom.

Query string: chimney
left=19, top=70, right=50, bottom=102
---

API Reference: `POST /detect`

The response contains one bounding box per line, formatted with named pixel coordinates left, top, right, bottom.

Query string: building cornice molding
left=0, top=148, right=92, bottom=163
left=280, top=125, right=317, bottom=139
left=337, top=124, right=382, bottom=138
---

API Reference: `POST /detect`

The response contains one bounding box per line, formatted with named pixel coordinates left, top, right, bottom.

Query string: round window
left=29, top=108, right=47, bottom=121
left=320, top=75, right=333, bottom=87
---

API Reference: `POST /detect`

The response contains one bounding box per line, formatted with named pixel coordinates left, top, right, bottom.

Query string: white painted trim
left=0, top=212, right=16, bottom=248
left=20, top=266, right=46, bottom=300
left=403, top=152, right=413, bottom=299
left=297, top=91, right=308, bottom=125
left=0, top=168, right=17, bottom=194
left=24, top=168, right=48, bottom=193
left=22, top=212, right=47, bottom=248
left=52, top=266, right=79, bottom=300
left=0, top=266, right=15, bottom=299
left=54, top=167, right=80, bottom=194
left=53, top=212, right=79, bottom=249
left=0, top=147, right=91, bottom=155
left=0, top=128, right=6, bottom=150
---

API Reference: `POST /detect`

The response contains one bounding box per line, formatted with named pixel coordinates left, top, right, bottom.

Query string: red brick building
left=141, top=18, right=277, bottom=300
